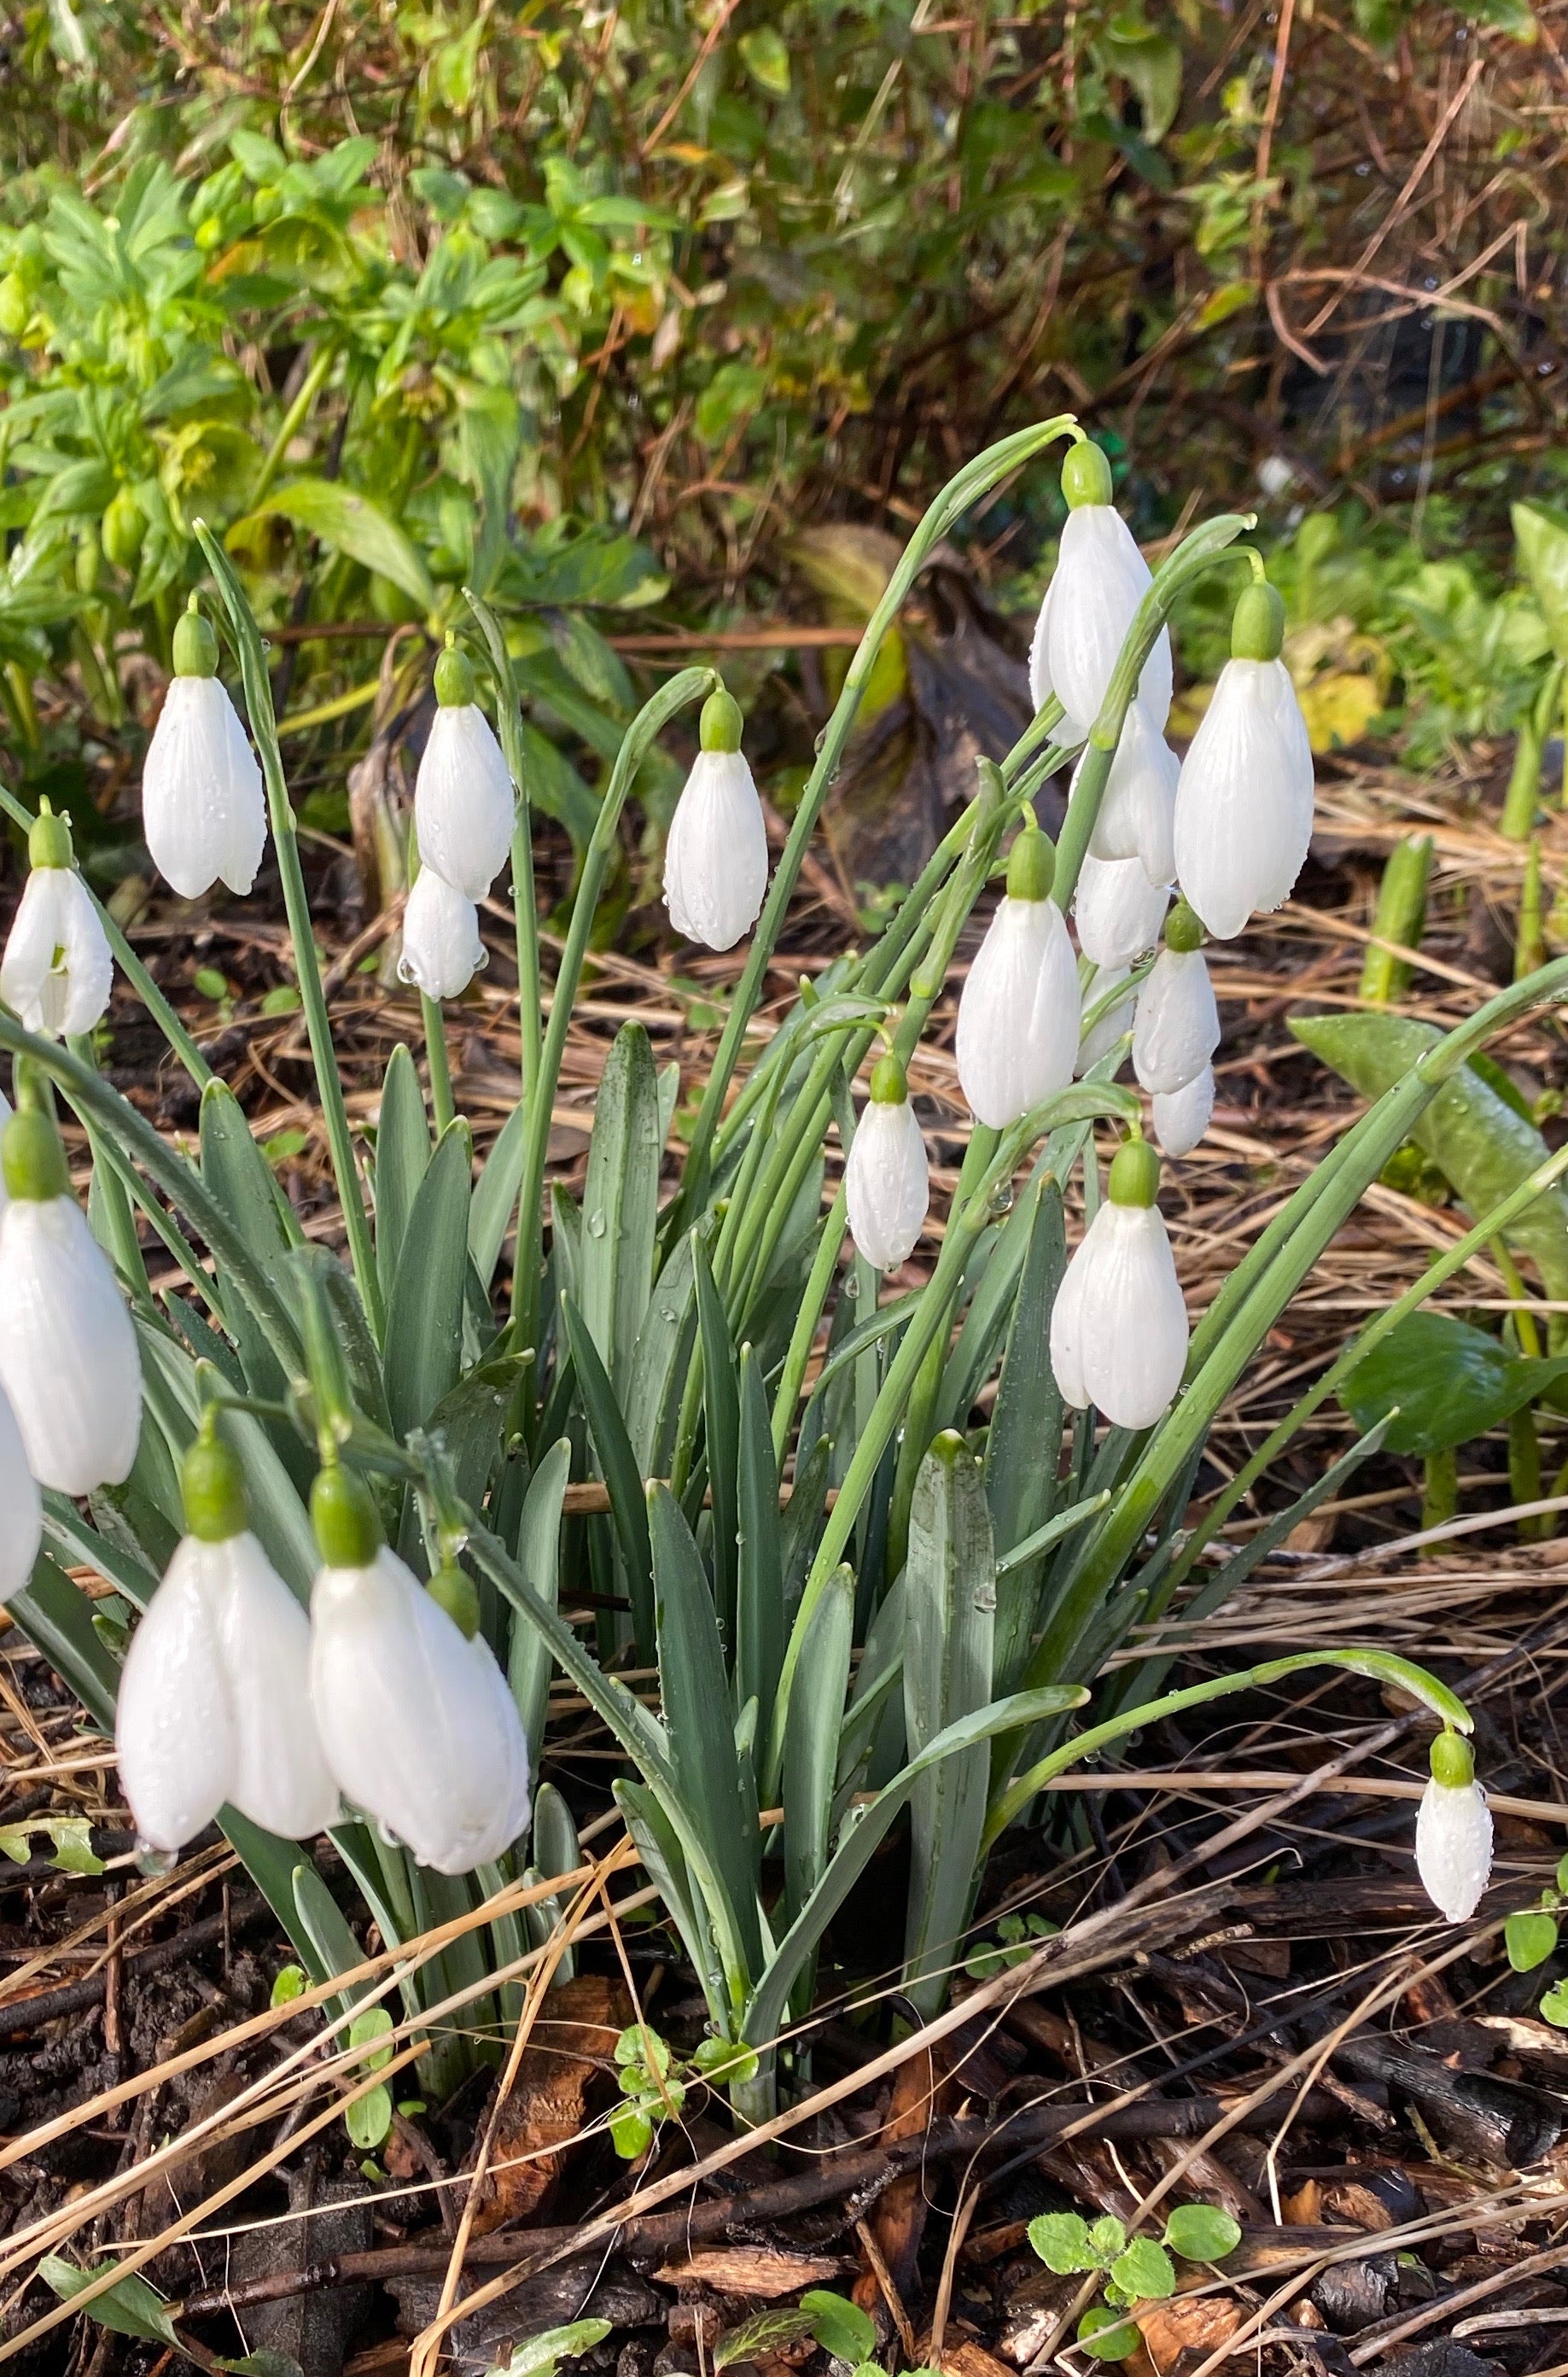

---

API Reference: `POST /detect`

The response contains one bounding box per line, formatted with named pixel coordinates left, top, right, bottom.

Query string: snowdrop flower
left=1075, top=851, right=1170, bottom=971
left=1050, top=1136, right=1188, bottom=1429
left=1029, top=440, right=1173, bottom=741
left=1076, top=967, right=1134, bottom=1078
left=0, top=804, right=113, bottom=1038
left=116, top=1421, right=339, bottom=1854
left=142, top=599, right=265, bottom=898
left=1133, top=905, right=1221, bottom=1096
left=308, top=1463, right=531, bottom=1874
left=1152, top=1066, right=1215, bottom=1159
left=0, top=1096, right=140, bottom=1495
left=1082, top=698, right=1179, bottom=885
left=956, top=822, right=1080, bottom=1129
left=0, top=1381, right=40, bottom=1604
left=413, top=641, right=515, bottom=899
left=1415, top=1731, right=1492, bottom=1924
left=399, top=859, right=486, bottom=1002
left=662, top=686, right=769, bottom=951
left=1173, top=579, right=1314, bottom=939
left=845, top=1054, right=930, bottom=1272
left=0, top=1081, right=9, bottom=1213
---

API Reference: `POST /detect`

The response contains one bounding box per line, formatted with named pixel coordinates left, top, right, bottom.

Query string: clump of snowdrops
left=0, top=422, right=1524, bottom=2120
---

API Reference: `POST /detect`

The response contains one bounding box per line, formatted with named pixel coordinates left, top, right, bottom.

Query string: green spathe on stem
left=312, top=1460, right=382, bottom=1570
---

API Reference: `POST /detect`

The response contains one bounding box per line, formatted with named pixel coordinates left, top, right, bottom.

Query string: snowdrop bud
left=142, top=598, right=266, bottom=899
left=116, top=1423, right=339, bottom=1854
left=662, top=687, right=770, bottom=951
left=413, top=642, right=515, bottom=898
left=845, top=1054, right=930, bottom=1271
left=1075, top=966, right=1134, bottom=1078
left=0, top=1381, right=41, bottom=1603
left=1049, top=1136, right=1188, bottom=1428
left=1082, top=699, right=1179, bottom=886
left=1133, top=908, right=1220, bottom=1096
left=0, top=805, right=114, bottom=1038
left=956, top=826, right=1080, bottom=1128
left=1173, top=580, right=1314, bottom=939
left=308, top=1463, right=531, bottom=1873
left=399, top=861, right=486, bottom=1002
left=1075, top=851, right=1170, bottom=970
left=1152, top=1065, right=1215, bottom=1159
left=1415, top=1731, right=1492, bottom=1924
left=1028, top=441, right=1173, bottom=740
left=0, top=1101, right=141, bottom=1494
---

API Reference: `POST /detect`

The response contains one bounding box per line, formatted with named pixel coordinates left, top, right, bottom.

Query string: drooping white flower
left=1172, top=581, right=1314, bottom=939
left=308, top=1467, right=530, bottom=1875
left=0, top=1083, right=9, bottom=1215
left=0, top=1103, right=140, bottom=1496
left=413, top=645, right=516, bottom=899
left=1415, top=1732, right=1492, bottom=1924
left=662, top=687, right=769, bottom=951
left=0, top=807, right=113, bottom=1039
left=1133, top=920, right=1220, bottom=1097
left=142, top=604, right=265, bottom=899
left=1076, top=966, right=1134, bottom=1078
left=956, top=826, right=1080, bottom=1129
left=845, top=1057, right=930, bottom=1271
left=1152, top=1066, right=1215, bottom=1159
left=399, top=863, right=486, bottom=1002
left=1050, top=1138, right=1188, bottom=1429
left=1029, top=442, right=1172, bottom=740
left=1082, top=699, right=1179, bottom=885
left=117, top=1427, right=339, bottom=1853
left=0, top=1381, right=41, bottom=1604
left=1075, top=851, right=1170, bottom=971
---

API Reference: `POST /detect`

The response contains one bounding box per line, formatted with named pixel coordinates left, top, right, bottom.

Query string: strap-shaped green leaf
left=695, top=1237, right=741, bottom=1651
left=579, top=1021, right=660, bottom=1387
left=374, top=1044, right=431, bottom=1307
left=470, top=1097, right=526, bottom=1292
left=782, top=1565, right=853, bottom=1943
left=560, top=1295, right=653, bottom=1652
left=736, top=1346, right=785, bottom=1743
left=623, top=1223, right=702, bottom=1476
left=615, top=1778, right=727, bottom=2023
left=986, top=1178, right=1067, bottom=1696
left=509, top=1436, right=571, bottom=1767
left=382, top=1120, right=472, bottom=1440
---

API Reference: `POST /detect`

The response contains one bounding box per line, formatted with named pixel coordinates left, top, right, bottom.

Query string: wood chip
left=1136, top=2292, right=1244, bottom=2374
left=653, top=2248, right=847, bottom=2297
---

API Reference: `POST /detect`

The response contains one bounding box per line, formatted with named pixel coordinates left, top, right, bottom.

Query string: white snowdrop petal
left=0, top=1196, right=142, bottom=1494
left=1044, top=507, right=1173, bottom=740
left=1084, top=701, right=1179, bottom=885
left=1173, top=657, right=1314, bottom=938
left=1132, top=949, right=1221, bottom=1095
left=0, top=1085, right=10, bottom=1217
left=0, top=1382, right=41, bottom=1603
left=1074, top=853, right=1171, bottom=971
left=1049, top=1202, right=1188, bottom=1430
left=399, top=866, right=486, bottom=1001
left=662, top=750, right=770, bottom=951
left=310, top=1548, right=531, bottom=1874
left=143, top=676, right=266, bottom=899
left=205, top=1533, right=340, bottom=1839
left=116, top=1541, right=236, bottom=1854
left=1415, top=1777, right=1493, bottom=1923
left=1152, top=1066, right=1215, bottom=1159
left=845, top=1098, right=930, bottom=1271
left=0, top=868, right=114, bottom=1038
left=956, top=896, right=1081, bottom=1128
left=1076, top=966, right=1133, bottom=1078
left=414, top=705, right=515, bottom=898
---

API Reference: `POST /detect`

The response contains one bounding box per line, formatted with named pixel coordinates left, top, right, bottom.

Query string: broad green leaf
left=1339, top=1309, right=1568, bottom=1456
left=1506, top=1907, right=1559, bottom=1971
left=1514, top=499, right=1568, bottom=661
left=579, top=1021, right=660, bottom=1387
left=800, top=2295, right=875, bottom=2364
left=1076, top=2307, right=1140, bottom=2362
left=508, top=1437, right=572, bottom=1767
left=648, top=1483, right=763, bottom=1975
left=374, top=1045, right=431, bottom=1308
left=40, top=2258, right=180, bottom=2345
left=271, top=1964, right=307, bottom=2008
left=695, top=361, right=767, bottom=446
left=782, top=1566, right=853, bottom=1943
left=1110, top=2237, right=1175, bottom=2300
left=714, top=2311, right=816, bottom=2371
left=560, top=1297, right=654, bottom=1654
left=1029, top=2212, right=1093, bottom=2274
left=230, top=478, right=434, bottom=608
left=345, top=2082, right=393, bottom=2151
left=382, top=1121, right=472, bottom=1437
left=1163, top=2205, right=1242, bottom=2262
left=738, top=26, right=790, bottom=93
left=1541, top=1979, right=1568, bottom=2025
left=347, top=2006, right=394, bottom=2070
left=902, top=1430, right=997, bottom=2018
left=985, top=1178, right=1067, bottom=1695
left=1088, top=2216, right=1129, bottom=2264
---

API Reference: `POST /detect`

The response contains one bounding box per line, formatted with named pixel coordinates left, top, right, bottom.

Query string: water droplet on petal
left=135, top=1838, right=178, bottom=1878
